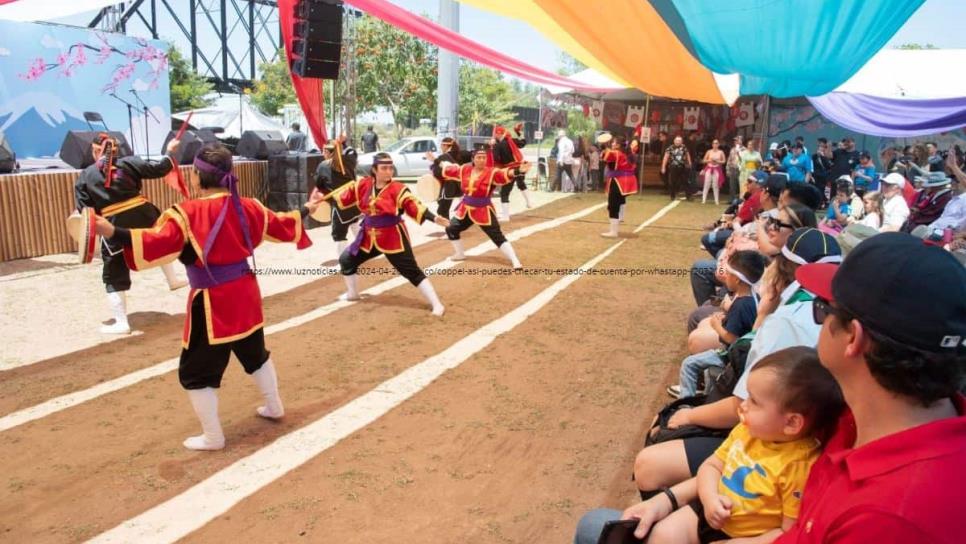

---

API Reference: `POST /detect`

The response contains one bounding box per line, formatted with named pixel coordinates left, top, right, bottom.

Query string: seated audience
left=902, top=172, right=954, bottom=233
left=878, top=173, right=910, bottom=232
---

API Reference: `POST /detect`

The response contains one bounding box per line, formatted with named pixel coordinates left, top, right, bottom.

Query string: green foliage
left=458, top=63, right=516, bottom=135
left=556, top=52, right=586, bottom=76
left=354, top=15, right=437, bottom=137
left=566, top=108, right=597, bottom=141
left=895, top=43, right=938, bottom=50
left=167, top=45, right=213, bottom=112
left=249, top=50, right=297, bottom=116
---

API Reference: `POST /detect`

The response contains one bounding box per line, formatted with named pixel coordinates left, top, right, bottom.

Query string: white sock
left=348, top=222, right=360, bottom=240
left=521, top=189, right=533, bottom=208
left=416, top=279, right=445, bottom=316
left=183, top=388, right=225, bottom=451
left=335, top=240, right=346, bottom=261
left=161, top=263, right=187, bottom=290
left=601, top=218, right=620, bottom=238
left=341, top=274, right=360, bottom=301
left=100, top=291, right=131, bottom=334
left=450, top=239, right=466, bottom=260
left=500, top=202, right=511, bottom=221
left=251, top=359, right=284, bottom=419
left=499, top=242, right=523, bottom=269
left=618, top=204, right=626, bottom=222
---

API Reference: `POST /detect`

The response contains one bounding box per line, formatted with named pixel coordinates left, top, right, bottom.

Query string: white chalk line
left=85, top=200, right=677, bottom=544
left=0, top=202, right=607, bottom=433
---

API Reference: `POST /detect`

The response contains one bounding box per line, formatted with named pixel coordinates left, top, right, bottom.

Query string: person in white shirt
left=555, top=130, right=575, bottom=192
left=878, top=173, right=910, bottom=232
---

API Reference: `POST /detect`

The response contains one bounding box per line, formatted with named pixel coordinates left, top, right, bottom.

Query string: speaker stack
left=162, top=129, right=220, bottom=165
left=266, top=153, right=325, bottom=225
left=236, top=130, right=289, bottom=160
left=0, top=130, right=15, bottom=174
left=291, top=0, right=343, bottom=79
left=59, top=131, right=133, bottom=169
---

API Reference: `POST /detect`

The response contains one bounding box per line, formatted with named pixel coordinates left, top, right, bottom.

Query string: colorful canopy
left=460, top=0, right=925, bottom=104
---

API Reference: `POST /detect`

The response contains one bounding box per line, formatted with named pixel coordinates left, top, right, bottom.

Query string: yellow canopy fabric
left=458, top=0, right=726, bottom=104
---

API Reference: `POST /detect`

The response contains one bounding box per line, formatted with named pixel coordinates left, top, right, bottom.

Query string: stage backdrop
left=0, top=20, right=171, bottom=159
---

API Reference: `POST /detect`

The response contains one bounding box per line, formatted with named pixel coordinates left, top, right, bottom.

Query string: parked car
left=355, top=135, right=497, bottom=177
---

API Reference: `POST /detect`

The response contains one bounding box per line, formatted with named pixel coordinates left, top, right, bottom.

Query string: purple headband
left=373, top=157, right=394, bottom=165
left=192, top=156, right=254, bottom=280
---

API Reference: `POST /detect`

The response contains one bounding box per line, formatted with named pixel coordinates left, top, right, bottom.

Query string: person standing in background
left=361, top=125, right=379, bottom=153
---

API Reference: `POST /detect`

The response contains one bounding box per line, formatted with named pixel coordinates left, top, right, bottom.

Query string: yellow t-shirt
left=714, top=423, right=820, bottom=538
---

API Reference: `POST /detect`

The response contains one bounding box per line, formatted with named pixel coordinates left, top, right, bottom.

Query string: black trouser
left=339, top=233, right=426, bottom=286
left=437, top=198, right=454, bottom=219
left=179, top=294, right=270, bottom=390
left=331, top=215, right=361, bottom=243
left=607, top=181, right=626, bottom=219
left=102, top=202, right=162, bottom=292
left=668, top=164, right=690, bottom=200
left=498, top=174, right=527, bottom=202
left=445, top=208, right=507, bottom=247
left=554, top=163, right=574, bottom=191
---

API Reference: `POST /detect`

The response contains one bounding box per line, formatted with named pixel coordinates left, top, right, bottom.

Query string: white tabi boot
left=335, top=240, right=347, bottom=263
left=340, top=273, right=361, bottom=301
left=100, top=291, right=131, bottom=334
left=618, top=204, right=626, bottom=223
left=600, top=218, right=620, bottom=238
left=499, top=242, right=523, bottom=270
left=499, top=202, right=511, bottom=223
left=521, top=189, right=534, bottom=209
left=251, top=359, right=284, bottom=419
left=450, top=239, right=466, bottom=261
left=417, top=279, right=445, bottom=316
left=161, top=262, right=188, bottom=290
left=183, top=387, right=225, bottom=451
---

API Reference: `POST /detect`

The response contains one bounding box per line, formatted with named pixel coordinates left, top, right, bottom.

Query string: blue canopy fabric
left=649, top=0, right=926, bottom=98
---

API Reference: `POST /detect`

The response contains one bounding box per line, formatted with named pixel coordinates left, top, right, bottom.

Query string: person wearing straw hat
left=601, top=135, right=640, bottom=238
left=92, top=142, right=320, bottom=451
left=901, top=171, right=954, bottom=233
left=319, top=152, right=450, bottom=316
left=74, top=133, right=188, bottom=335
left=491, top=123, right=533, bottom=221
left=438, top=148, right=530, bottom=269
left=315, top=138, right=361, bottom=261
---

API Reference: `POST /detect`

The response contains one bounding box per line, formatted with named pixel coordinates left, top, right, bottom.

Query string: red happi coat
left=123, top=193, right=311, bottom=346
left=602, top=149, right=639, bottom=195
left=333, top=176, right=429, bottom=253
left=440, top=163, right=516, bottom=225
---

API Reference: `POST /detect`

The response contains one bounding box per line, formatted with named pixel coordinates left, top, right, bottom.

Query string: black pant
left=437, top=198, right=454, bottom=219
left=445, top=208, right=507, bottom=247
left=607, top=181, right=626, bottom=219
left=179, top=294, right=270, bottom=390
left=339, top=233, right=426, bottom=286
left=330, top=210, right=361, bottom=242
left=553, top=163, right=574, bottom=191
left=669, top=165, right=690, bottom=200
left=498, top=175, right=527, bottom=202
left=102, top=202, right=162, bottom=292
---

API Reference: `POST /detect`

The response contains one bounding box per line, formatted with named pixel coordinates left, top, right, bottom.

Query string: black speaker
left=0, top=130, right=14, bottom=174
left=162, top=129, right=220, bottom=164
left=236, top=130, right=288, bottom=160
left=59, top=131, right=133, bottom=169
left=292, top=0, right=343, bottom=80
left=267, top=153, right=323, bottom=193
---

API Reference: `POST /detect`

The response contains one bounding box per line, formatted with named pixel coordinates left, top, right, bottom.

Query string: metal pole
left=638, top=94, right=650, bottom=194
left=436, top=0, right=459, bottom=139
left=536, top=90, right=543, bottom=188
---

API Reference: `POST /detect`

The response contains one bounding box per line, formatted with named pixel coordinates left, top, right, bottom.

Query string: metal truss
left=89, top=1, right=283, bottom=91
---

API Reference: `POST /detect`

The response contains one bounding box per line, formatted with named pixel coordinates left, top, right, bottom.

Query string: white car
left=356, top=137, right=440, bottom=177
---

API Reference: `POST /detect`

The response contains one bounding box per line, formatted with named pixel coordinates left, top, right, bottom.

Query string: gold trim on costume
left=101, top=195, right=148, bottom=217
left=130, top=208, right=188, bottom=270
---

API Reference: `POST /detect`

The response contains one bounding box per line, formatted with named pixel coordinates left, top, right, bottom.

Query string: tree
left=249, top=50, right=297, bottom=116
left=556, top=51, right=586, bottom=76
left=354, top=15, right=437, bottom=137
left=167, top=45, right=213, bottom=112
left=458, top=63, right=516, bottom=135
left=895, top=43, right=938, bottom=50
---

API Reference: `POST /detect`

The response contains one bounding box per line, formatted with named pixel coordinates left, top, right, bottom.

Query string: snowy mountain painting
left=0, top=19, right=171, bottom=160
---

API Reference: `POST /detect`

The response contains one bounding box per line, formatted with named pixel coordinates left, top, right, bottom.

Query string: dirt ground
left=0, top=193, right=719, bottom=543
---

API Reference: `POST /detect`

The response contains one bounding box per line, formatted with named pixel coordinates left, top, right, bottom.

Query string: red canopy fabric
left=278, top=0, right=328, bottom=146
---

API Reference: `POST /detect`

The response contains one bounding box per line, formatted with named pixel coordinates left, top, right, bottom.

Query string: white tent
left=828, top=49, right=966, bottom=99
left=173, top=93, right=287, bottom=140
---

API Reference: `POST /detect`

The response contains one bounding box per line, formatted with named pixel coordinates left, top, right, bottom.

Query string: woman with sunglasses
left=758, top=202, right=817, bottom=256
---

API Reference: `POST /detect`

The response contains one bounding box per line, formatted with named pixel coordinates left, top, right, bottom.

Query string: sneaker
left=666, top=384, right=681, bottom=398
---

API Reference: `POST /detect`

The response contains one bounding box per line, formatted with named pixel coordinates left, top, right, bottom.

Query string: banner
left=603, top=102, right=626, bottom=127
left=683, top=106, right=700, bottom=130
left=590, top=100, right=604, bottom=126
left=735, top=101, right=755, bottom=127
left=625, top=106, right=645, bottom=128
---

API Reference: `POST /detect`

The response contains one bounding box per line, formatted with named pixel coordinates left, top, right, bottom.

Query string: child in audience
left=818, top=184, right=852, bottom=234
left=851, top=151, right=877, bottom=195
left=670, top=250, right=768, bottom=398
left=649, top=347, right=844, bottom=544
left=852, top=190, right=884, bottom=230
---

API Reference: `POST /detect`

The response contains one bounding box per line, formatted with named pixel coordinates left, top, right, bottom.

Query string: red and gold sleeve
left=441, top=163, right=463, bottom=181
left=123, top=208, right=187, bottom=271
left=491, top=167, right=516, bottom=186
left=332, top=181, right=359, bottom=210
left=260, top=201, right=312, bottom=250
left=398, top=186, right=428, bottom=224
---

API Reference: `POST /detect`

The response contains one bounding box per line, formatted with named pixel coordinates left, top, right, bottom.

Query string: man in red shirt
left=786, top=233, right=966, bottom=543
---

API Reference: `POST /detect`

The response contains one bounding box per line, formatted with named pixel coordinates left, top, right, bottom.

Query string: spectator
left=926, top=141, right=944, bottom=172
left=361, top=125, right=379, bottom=153
left=759, top=202, right=817, bottom=257
left=555, top=129, right=576, bottom=192
left=778, top=233, right=966, bottom=543
left=285, top=122, right=306, bottom=152
left=819, top=183, right=853, bottom=234
left=812, top=137, right=833, bottom=204
left=587, top=144, right=601, bottom=192
left=902, top=172, right=954, bottom=233
left=573, top=135, right=588, bottom=192
left=739, top=138, right=763, bottom=194
left=878, top=173, right=911, bottom=232
left=853, top=190, right=884, bottom=230
left=834, top=223, right=880, bottom=256
left=780, top=182, right=822, bottom=212
left=663, top=135, right=693, bottom=201
left=782, top=143, right=812, bottom=184
left=700, top=139, right=726, bottom=205
left=851, top=151, right=877, bottom=195
left=726, top=135, right=744, bottom=198
left=830, top=137, right=860, bottom=182
left=699, top=171, right=768, bottom=259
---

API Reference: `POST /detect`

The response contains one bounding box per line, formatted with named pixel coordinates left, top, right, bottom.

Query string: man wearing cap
left=780, top=233, right=966, bottom=543
left=554, top=129, right=575, bottom=193
left=830, top=137, right=860, bottom=182
left=878, top=173, right=911, bottom=232
left=781, top=143, right=813, bottom=184
left=315, top=140, right=361, bottom=262
left=901, top=171, right=954, bottom=233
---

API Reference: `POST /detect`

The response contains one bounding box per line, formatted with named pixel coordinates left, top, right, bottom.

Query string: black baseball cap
left=796, top=233, right=966, bottom=353
left=763, top=174, right=787, bottom=199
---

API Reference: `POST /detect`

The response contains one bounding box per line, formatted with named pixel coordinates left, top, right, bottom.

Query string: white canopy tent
left=173, top=93, right=288, bottom=141
left=828, top=49, right=966, bottom=99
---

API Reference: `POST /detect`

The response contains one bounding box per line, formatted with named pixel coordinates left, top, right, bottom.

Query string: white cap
left=557, top=129, right=567, bottom=138
left=769, top=142, right=779, bottom=150
left=880, top=172, right=906, bottom=189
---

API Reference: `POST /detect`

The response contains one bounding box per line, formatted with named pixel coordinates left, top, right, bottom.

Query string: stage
left=0, top=160, right=268, bottom=262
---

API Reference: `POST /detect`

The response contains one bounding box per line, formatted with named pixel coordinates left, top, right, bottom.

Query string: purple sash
left=185, top=260, right=251, bottom=289
left=461, top=195, right=492, bottom=207
left=348, top=214, right=403, bottom=256
left=605, top=168, right=636, bottom=177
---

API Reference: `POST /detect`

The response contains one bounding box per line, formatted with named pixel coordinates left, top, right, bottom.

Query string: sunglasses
left=766, top=216, right=796, bottom=231
left=812, top=297, right=854, bottom=325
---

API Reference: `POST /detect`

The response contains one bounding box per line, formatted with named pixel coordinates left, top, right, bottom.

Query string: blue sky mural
left=0, top=20, right=171, bottom=159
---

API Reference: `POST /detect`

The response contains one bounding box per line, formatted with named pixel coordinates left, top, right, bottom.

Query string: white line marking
left=86, top=201, right=674, bottom=544
left=0, top=203, right=607, bottom=433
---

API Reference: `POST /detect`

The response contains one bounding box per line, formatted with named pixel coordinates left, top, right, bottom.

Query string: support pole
left=436, top=0, right=459, bottom=139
